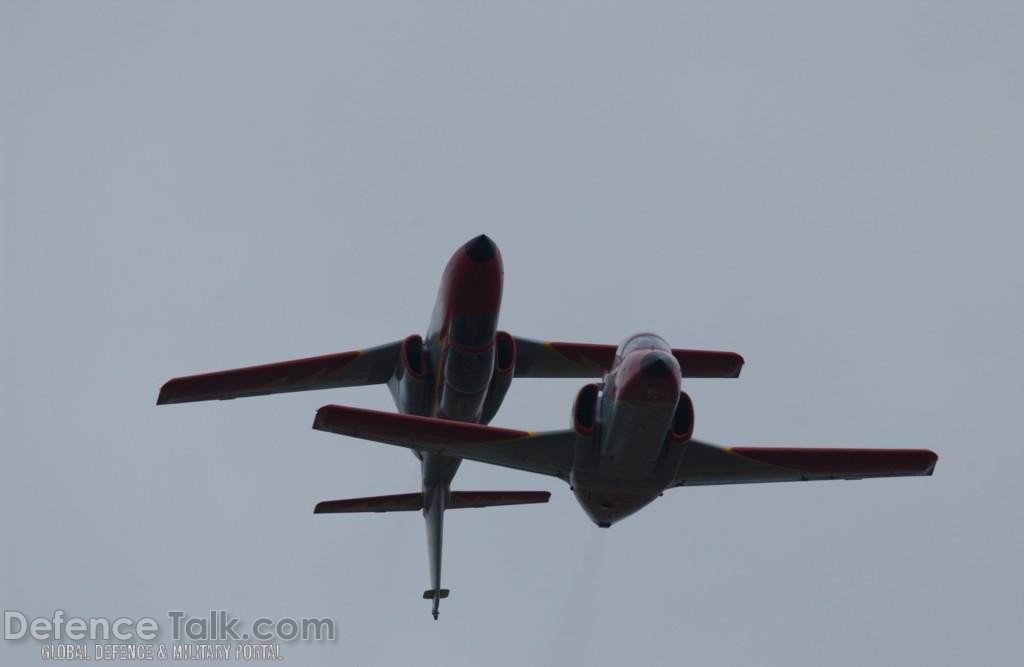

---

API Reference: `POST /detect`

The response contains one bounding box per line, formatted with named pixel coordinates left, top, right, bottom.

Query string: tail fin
left=314, top=493, right=422, bottom=514
left=448, top=491, right=550, bottom=509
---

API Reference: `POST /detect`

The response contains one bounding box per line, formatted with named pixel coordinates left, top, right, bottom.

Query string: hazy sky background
left=3, top=2, right=1022, bottom=665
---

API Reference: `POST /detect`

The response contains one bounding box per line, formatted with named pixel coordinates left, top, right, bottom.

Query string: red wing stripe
left=730, top=447, right=938, bottom=476
left=313, top=404, right=532, bottom=446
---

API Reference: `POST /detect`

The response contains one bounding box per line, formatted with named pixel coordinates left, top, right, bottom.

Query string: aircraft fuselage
left=387, top=234, right=506, bottom=618
left=571, top=334, right=692, bottom=527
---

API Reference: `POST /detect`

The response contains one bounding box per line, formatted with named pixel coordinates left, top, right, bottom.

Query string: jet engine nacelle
left=479, top=331, right=515, bottom=425
left=388, top=334, right=433, bottom=416
left=572, top=383, right=601, bottom=436
left=669, top=390, right=695, bottom=442
left=569, top=383, right=602, bottom=489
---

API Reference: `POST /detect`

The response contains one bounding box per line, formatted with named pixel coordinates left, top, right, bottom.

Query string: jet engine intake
left=670, top=390, right=695, bottom=442
left=388, top=334, right=433, bottom=416
left=573, top=383, right=601, bottom=436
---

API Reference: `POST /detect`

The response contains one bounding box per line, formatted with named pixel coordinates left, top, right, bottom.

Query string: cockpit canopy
left=615, top=333, right=671, bottom=362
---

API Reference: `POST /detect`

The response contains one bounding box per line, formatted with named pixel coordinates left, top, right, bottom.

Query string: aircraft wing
left=157, top=341, right=401, bottom=404
left=512, top=336, right=744, bottom=378
left=673, top=439, right=938, bottom=486
left=313, top=404, right=576, bottom=480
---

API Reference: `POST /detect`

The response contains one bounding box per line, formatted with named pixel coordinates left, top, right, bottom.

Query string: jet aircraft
left=158, top=235, right=936, bottom=619
left=314, top=332, right=937, bottom=530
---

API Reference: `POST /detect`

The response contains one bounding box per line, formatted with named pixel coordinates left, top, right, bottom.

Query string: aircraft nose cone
left=641, top=352, right=672, bottom=378
left=464, top=234, right=497, bottom=262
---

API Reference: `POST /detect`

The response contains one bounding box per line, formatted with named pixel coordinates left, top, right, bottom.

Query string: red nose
left=441, top=235, right=503, bottom=317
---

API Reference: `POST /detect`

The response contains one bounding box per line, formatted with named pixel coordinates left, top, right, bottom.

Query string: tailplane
left=314, top=490, right=550, bottom=514
left=448, top=490, right=550, bottom=509
left=314, top=488, right=549, bottom=621
left=314, top=493, right=422, bottom=513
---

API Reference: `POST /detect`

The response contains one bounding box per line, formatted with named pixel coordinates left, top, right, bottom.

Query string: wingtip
left=312, top=405, right=334, bottom=431
left=156, top=382, right=175, bottom=405
left=312, top=500, right=342, bottom=514
left=732, top=354, right=745, bottom=378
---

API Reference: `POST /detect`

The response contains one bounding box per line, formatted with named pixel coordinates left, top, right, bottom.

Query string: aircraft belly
left=572, top=483, right=660, bottom=527
left=421, top=452, right=462, bottom=487
left=601, top=400, right=675, bottom=470
left=572, top=397, right=684, bottom=526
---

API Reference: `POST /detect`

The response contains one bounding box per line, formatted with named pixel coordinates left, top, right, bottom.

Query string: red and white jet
left=159, top=235, right=937, bottom=619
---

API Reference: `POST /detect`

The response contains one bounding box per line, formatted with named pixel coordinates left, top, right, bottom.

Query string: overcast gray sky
left=3, top=2, right=1023, bottom=665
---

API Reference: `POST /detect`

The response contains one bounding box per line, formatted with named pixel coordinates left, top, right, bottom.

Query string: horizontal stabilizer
left=158, top=340, right=401, bottom=404
left=313, top=404, right=576, bottom=479
left=448, top=490, right=550, bottom=509
left=675, top=440, right=938, bottom=486
left=512, top=336, right=743, bottom=378
left=423, top=589, right=450, bottom=599
left=314, top=491, right=550, bottom=513
left=314, top=493, right=422, bottom=513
